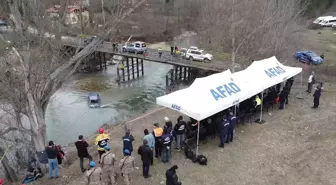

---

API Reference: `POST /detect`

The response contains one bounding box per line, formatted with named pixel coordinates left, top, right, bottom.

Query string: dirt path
left=28, top=84, right=336, bottom=185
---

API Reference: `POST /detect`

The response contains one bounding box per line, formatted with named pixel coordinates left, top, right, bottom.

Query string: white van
left=319, top=17, right=336, bottom=27
left=313, top=16, right=333, bottom=24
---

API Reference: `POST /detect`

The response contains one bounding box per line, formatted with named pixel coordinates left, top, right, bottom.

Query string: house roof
left=46, top=5, right=81, bottom=13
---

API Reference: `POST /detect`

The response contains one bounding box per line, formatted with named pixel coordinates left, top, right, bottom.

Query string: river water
left=45, top=61, right=172, bottom=145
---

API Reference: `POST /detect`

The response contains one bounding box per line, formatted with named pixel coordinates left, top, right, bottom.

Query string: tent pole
left=234, top=104, right=237, bottom=117
left=260, top=90, right=264, bottom=121
left=196, top=119, right=200, bottom=156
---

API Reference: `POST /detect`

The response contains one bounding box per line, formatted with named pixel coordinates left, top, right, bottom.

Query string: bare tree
left=196, top=0, right=306, bottom=71
left=0, top=0, right=146, bottom=153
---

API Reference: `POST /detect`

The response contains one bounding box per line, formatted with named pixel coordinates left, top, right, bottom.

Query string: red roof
left=46, top=5, right=81, bottom=13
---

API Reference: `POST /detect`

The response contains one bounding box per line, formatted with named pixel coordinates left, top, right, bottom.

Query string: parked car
left=122, top=41, right=147, bottom=54
left=313, top=16, right=334, bottom=24
left=185, top=48, right=213, bottom=62
left=319, top=17, right=336, bottom=27
left=295, top=51, right=323, bottom=65
left=189, top=46, right=199, bottom=51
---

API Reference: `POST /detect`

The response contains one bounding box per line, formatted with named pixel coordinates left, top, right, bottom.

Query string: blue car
left=295, top=51, right=323, bottom=65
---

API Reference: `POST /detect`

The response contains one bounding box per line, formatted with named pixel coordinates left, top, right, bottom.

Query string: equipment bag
left=197, top=155, right=208, bottom=165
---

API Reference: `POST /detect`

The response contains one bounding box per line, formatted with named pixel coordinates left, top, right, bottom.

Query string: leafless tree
left=196, top=0, right=306, bottom=71
left=0, top=0, right=146, bottom=154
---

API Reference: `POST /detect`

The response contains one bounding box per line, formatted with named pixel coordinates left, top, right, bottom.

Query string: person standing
left=312, top=85, right=322, bottom=108
left=143, top=129, right=155, bottom=165
left=174, top=116, right=186, bottom=151
left=307, top=71, right=315, bottom=93
left=164, top=117, right=173, bottom=135
left=86, top=161, right=102, bottom=185
left=95, top=128, right=110, bottom=160
left=122, top=130, right=135, bottom=155
left=279, top=89, right=286, bottom=110
left=170, top=46, right=174, bottom=55
left=137, top=140, right=153, bottom=178
left=119, top=149, right=135, bottom=185
left=219, top=117, right=229, bottom=148
left=75, top=135, right=93, bottom=172
left=161, top=129, right=173, bottom=163
left=100, top=146, right=116, bottom=185
left=226, top=112, right=237, bottom=143
left=45, top=141, right=59, bottom=179
left=166, top=165, right=182, bottom=185
left=153, top=123, right=163, bottom=158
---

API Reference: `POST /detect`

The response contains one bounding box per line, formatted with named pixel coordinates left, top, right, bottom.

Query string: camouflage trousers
left=101, top=166, right=116, bottom=185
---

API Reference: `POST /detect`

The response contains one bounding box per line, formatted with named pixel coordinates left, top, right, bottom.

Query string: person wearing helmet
left=100, top=146, right=116, bottom=185
left=95, top=128, right=110, bottom=160
left=119, top=149, right=135, bottom=185
left=86, top=161, right=102, bottom=185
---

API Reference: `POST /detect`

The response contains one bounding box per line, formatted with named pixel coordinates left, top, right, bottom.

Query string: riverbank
left=24, top=83, right=336, bottom=185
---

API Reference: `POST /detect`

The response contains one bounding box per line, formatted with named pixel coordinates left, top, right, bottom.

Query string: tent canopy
left=156, top=56, right=302, bottom=121
left=156, top=70, right=252, bottom=120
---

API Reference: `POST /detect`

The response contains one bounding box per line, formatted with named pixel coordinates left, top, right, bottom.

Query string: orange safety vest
left=153, top=128, right=163, bottom=137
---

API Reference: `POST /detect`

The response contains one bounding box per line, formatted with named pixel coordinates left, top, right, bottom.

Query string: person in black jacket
left=174, top=116, right=186, bottom=151
left=312, top=84, right=322, bottom=108
left=123, top=130, right=135, bottom=155
left=219, top=117, right=229, bottom=148
left=45, top=141, right=59, bottom=178
left=75, top=135, right=93, bottom=172
left=166, top=165, right=181, bottom=185
left=138, top=139, right=153, bottom=178
left=161, top=128, right=173, bottom=163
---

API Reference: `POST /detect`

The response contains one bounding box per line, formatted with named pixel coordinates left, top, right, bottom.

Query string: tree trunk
left=1, top=153, right=18, bottom=181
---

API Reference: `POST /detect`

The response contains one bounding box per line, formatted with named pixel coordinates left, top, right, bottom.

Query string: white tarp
left=156, top=70, right=252, bottom=121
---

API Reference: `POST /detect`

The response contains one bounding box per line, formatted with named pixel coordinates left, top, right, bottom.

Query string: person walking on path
left=75, top=135, right=93, bottom=172
left=174, top=116, right=186, bottom=151
left=143, top=129, right=155, bottom=165
left=166, top=165, right=182, bottom=185
left=100, top=146, right=116, bottom=185
left=119, top=149, right=135, bottom=185
left=153, top=123, right=163, bottom=158
left=95, top=128, right=110, bottom=160
left=137, top=140, right=153, bottom=178
left=122, top=130, right=135, bottom=155
left=45, top=141, right=59, bottom=179
left=86, top=161, right=102, bottom=185
left=312, top=84, right=322, bottom=108
left=307, top=71, right=315, bottom=93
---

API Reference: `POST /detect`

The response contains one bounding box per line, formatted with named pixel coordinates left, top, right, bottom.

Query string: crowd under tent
left=156, top=56, right=302, bottom=155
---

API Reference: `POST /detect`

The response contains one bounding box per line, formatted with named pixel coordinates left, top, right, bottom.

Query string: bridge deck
left=63, top=41, right=228, bottom=72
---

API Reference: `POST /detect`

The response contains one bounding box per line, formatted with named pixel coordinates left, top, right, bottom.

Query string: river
left=45, top=61, right=172, bottom=145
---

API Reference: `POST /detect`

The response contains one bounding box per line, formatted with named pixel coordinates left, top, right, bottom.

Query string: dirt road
left=29, top=84, right=336, bottom=185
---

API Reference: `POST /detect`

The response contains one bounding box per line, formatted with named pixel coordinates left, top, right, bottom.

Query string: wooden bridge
left=62, top=39, right=228, bottom=91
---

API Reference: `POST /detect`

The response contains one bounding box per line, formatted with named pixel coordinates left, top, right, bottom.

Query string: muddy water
left=45, top=61, right=172, bottom=145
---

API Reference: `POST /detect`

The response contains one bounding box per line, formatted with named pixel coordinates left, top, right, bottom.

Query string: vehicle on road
left=185, top=48, right=213, bottom=62
left=295, top=51, right=323, bottom=65
left=122, top=41, right=147, bottom=54
left=332, top=22, right=336, bottom=28
left=83, top=36, right=96, bottom=45
left=319, top=17, right=336, bottom=27
left=180, top=48, right=188, bottom=58
left=189, top=46, right=199, bottom=51
left=88, top=92, right=101, bottom=108
left=313, top=16, right=334, bottom=24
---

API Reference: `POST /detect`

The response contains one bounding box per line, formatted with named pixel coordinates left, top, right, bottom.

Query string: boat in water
left=88, top=92, right=101, bottom=108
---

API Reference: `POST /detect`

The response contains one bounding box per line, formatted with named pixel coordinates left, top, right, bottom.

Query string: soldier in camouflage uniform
left=86, top=161, right=102, bottom=185
left=100, top=146, right=116, bottom=185
left=119, top=149, right=135, bottom=185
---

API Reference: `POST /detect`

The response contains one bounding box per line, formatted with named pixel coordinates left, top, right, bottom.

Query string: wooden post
left=183, top=66, right=187, bottom=80
left=166, top=75, right=169, bottom=89
left=99, top=52, right=102, bottom=70
left=141, top=59, right=144, bottom=76
left=117, top=66, right=120, bottom=83
left=126, top=57, right=130, bottom=81
left=179, top=66, right=182, bottom=80
left=175, top=66, right=178, bottom=81
left=136, top=58, right=140, bottom=77
left=122, top=60, right=125, bottom=82
left=170, top=69, right=174, bottom=84
left=103, top=52, right=107, bottom=69
left=131, top=58, right=135, bottom=80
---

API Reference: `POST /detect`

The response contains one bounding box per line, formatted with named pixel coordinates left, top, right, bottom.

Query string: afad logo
left=171, top=104, right=181, bottom=111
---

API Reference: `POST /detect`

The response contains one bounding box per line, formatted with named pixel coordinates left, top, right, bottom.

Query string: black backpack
left=197, top=155, right=207, bottom=165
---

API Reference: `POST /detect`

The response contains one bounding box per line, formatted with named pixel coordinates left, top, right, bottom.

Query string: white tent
left=156, top=70, right=252, bottom=121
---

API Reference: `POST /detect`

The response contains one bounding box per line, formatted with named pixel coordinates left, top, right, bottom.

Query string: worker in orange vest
left=152, top=123, right=163, bottom=158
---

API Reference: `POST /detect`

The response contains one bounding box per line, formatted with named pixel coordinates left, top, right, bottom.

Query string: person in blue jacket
left=219, top=116, right=229, bottom=148
left=122, top=130, right=135, bottom=155
left=226, top=112, right=237, bottom=143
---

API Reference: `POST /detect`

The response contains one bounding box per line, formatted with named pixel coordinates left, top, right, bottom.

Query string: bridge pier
left=117, top=57, right=144, bottom=84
